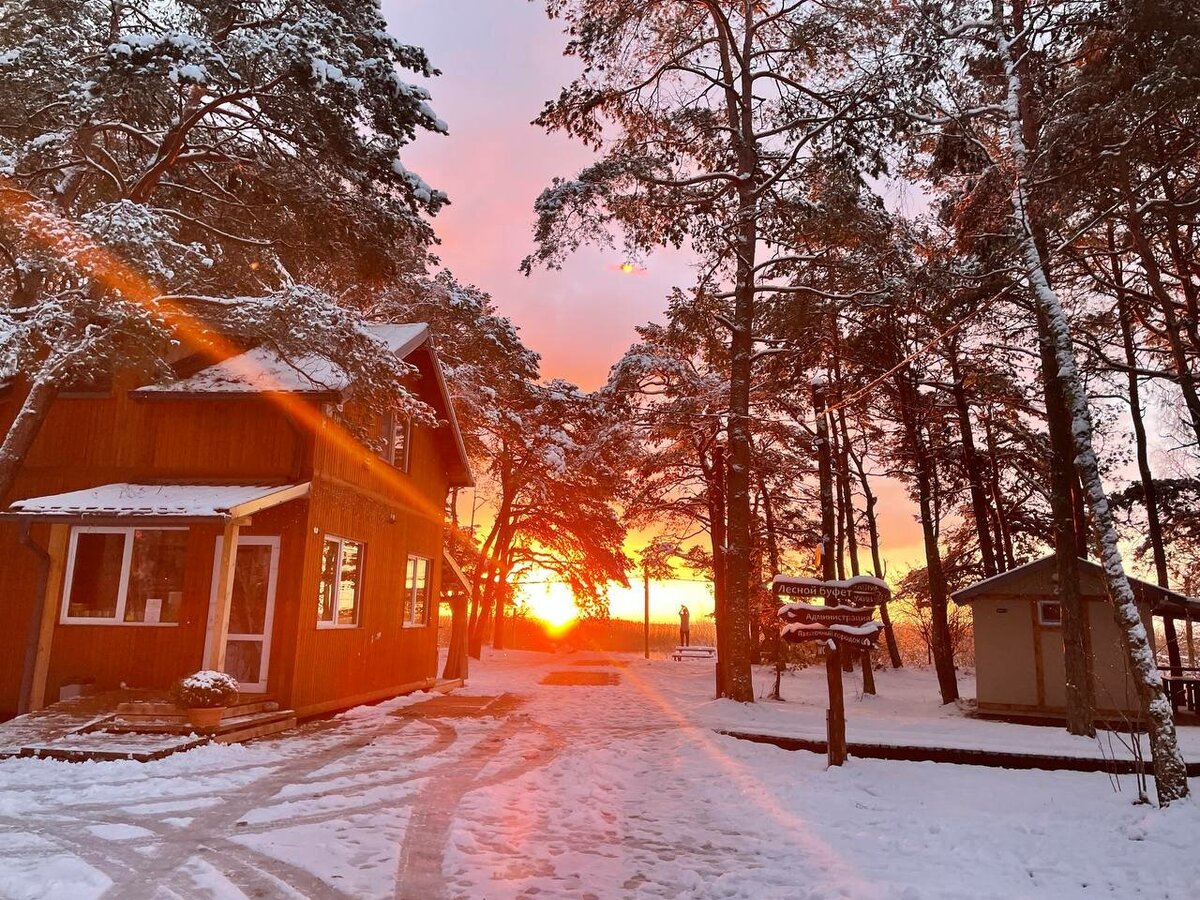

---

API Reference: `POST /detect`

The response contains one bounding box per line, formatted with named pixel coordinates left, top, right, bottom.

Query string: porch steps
left=19, top=733, right=209, bottom=764
left=104, top=699, right=297, bottom=743
left=108, top=699, right=284, bottom=726
left=0, top=694, right=297, bottom=762
left=105, top=708, right=296, bottom=738
left=214, top=710, right=298, bottom=744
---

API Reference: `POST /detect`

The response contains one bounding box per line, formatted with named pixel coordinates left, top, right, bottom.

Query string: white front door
left=205, top=536, right=280, bottom=693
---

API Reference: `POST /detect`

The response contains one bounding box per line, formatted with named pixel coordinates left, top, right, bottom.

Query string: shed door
left=206, top=536, right=280, bottom=693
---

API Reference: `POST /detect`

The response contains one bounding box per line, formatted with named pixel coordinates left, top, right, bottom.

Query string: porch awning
left=442, top=549, right=471, bottom=595
left=1, top=482, right=310, bottom=523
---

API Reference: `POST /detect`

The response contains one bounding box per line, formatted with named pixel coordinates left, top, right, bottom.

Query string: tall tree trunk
left=0, top=376, right=59, bottom=504
left=749, top=541, right=763, bottom=665
left=712, top=3, right=758, bottom=703
left=834, top=406, right=872, bottom=685
left=851, top=441, right=903, bottom=668
left=707, top=444, right=731, bottom=698
left=896, top=366, right=957, bottom=703
left=758, top=473, right=785, bottom=700
left=492, top=565, right=508, bottom=650
left=993, top=0, right=1188, bottom=803
left=1036, top=305, right=1096, bottom=737
left=836, top=408, right=861, bottom=578
left=1116, top=282, right=1183, bottom=683
left=813, top=380, right=837, bottom=584
left=469, top=526, right=510, bottom=659
left=467, top=510, right=505, bottom=659
left=982, top=410, right=1016, bottom=569
left=443, top=591, right=469, bottom=680
left=830, top=405, right=847, bottom=581
left=947, top=345, right=999, bottom=577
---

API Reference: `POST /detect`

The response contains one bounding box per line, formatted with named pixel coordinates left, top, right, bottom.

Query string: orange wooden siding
left=0, top=348, right=457, bottom=719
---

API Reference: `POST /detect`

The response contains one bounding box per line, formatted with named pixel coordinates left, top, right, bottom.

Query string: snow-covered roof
left=3, top=482, right=310, bottom=521
left=136, top=323, right=429, bottom=396
left=131, top=321, right=472, bottom=488
left=951, top=554, right=1200, bottom=617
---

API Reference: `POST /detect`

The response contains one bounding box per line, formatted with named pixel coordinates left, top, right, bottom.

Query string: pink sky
left=388, top=0, right=696, bottom=393
left=385, top=2, right=927, bottom=604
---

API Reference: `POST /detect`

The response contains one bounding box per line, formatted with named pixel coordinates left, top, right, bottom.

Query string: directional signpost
left=773, top=575, right=891, bottom=767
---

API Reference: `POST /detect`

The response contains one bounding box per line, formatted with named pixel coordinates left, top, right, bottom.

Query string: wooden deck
left=0, top=679, right=467, bottom=762
left=0, top=690, right=297, bottom=762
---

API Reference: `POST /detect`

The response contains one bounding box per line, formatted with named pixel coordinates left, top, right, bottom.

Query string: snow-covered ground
left=1, top=652, right=1198, bottom=899
left=705, top=662, right=1200, bottom=761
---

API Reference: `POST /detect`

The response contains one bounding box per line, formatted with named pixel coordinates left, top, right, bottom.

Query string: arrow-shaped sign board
left=772, top=575, right=890, bottom=608
left=823, top=631, right=879, bottom=650
left=782, top=628, right=838, bottom=644
left=778, top=603, right=875, bottom=628
left=781, top=622, right=882, bottom=648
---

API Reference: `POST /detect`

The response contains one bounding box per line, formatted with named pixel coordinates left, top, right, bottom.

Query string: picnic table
left=671, top=645, right=716, bottom=661
left=1159, top=666, right=1200, bottom=714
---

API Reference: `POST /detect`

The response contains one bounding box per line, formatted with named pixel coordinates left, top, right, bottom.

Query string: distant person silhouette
left=679, top=604, right=690, bottom=647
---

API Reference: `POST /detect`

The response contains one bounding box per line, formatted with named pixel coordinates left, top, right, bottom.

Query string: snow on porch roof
left=135, top=323, right=429, bottom=396
left=3, top=482, right=311, bottom=522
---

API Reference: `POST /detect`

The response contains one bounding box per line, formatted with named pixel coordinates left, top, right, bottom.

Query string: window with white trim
left=1038, top=600, right=1062, bottom=626
left=404, top=555, right=431, bottom=626
left=379, top=410, right=411, bottom=473
left=61, top=527, right=187, bottom=625
left=317, top=536, right=363, bottom=627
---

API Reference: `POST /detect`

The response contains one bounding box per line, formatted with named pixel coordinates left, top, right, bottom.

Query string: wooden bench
left=671, top=646, right=716, bottom=661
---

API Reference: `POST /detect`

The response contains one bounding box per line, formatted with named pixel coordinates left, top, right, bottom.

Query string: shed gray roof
left=952, top=555, right=1200, bottom=618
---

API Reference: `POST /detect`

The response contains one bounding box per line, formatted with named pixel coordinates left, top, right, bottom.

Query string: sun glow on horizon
left=520, top=581, right=579, bottom=633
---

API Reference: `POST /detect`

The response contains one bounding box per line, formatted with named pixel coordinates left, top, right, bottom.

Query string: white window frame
left=404, top=554, right=432, bottom=627
left=60, top=526, right=186, bottom=626
left=316, top=534, right=364, bottom=629
left=380, top=410, right=412, bottom=474
left=1038, top=600, right=1063, bottom=626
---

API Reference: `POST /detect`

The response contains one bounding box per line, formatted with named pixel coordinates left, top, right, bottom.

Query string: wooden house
left=0, top=324, right=471, bottom=721
left=952, top=556, right=1200, bottom=721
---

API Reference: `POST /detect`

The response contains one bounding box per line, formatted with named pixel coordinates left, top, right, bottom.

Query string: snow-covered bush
left=172, top=671, right=240, bottom=709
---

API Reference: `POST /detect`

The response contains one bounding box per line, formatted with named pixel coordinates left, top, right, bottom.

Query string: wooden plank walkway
left=0, top=691, right=297, bottom=762
left=1, top=679, right=467, bottom=762
left=718, top=730, right=1200, bottom=776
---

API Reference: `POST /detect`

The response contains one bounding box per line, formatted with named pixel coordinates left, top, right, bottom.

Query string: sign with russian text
left=780, top=621, right=883, bottom=648
left=778, top=603, right=875, bottom=628
left=772, top=575, right=890, bottom=607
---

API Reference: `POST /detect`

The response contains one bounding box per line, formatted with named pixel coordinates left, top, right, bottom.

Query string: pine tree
left=1, top=0, right=450, bottom=497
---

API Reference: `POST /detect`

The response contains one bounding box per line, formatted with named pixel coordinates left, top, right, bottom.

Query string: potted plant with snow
left=172, top=670, right=240, bottom=730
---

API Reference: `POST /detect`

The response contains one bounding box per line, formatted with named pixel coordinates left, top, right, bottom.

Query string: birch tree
left=898, top=0, right=1189, bottom=803
left=1, top=0, right=449, bottom=497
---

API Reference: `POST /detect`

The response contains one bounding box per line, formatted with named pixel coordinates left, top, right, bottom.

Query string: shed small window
left=404, top=555, right=431, bottom=627
left=317, top=536, right=363, bottom=628
left=61, top=527, right=185, bottom=625
left=1038, top=601, right=1063, bottom=626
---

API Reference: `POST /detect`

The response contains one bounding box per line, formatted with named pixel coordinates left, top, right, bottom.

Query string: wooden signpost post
left=773, top=575, right=890, bottom=767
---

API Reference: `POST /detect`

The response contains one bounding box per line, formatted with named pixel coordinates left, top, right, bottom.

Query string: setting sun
left=521, top=582, right=579, bottom=632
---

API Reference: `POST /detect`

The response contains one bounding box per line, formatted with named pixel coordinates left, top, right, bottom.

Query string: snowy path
left=2, top=652, right=1199, bottom=899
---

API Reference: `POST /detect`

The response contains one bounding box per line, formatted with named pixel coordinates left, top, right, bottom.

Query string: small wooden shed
left=952, top=556, right=1200, bottom=721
